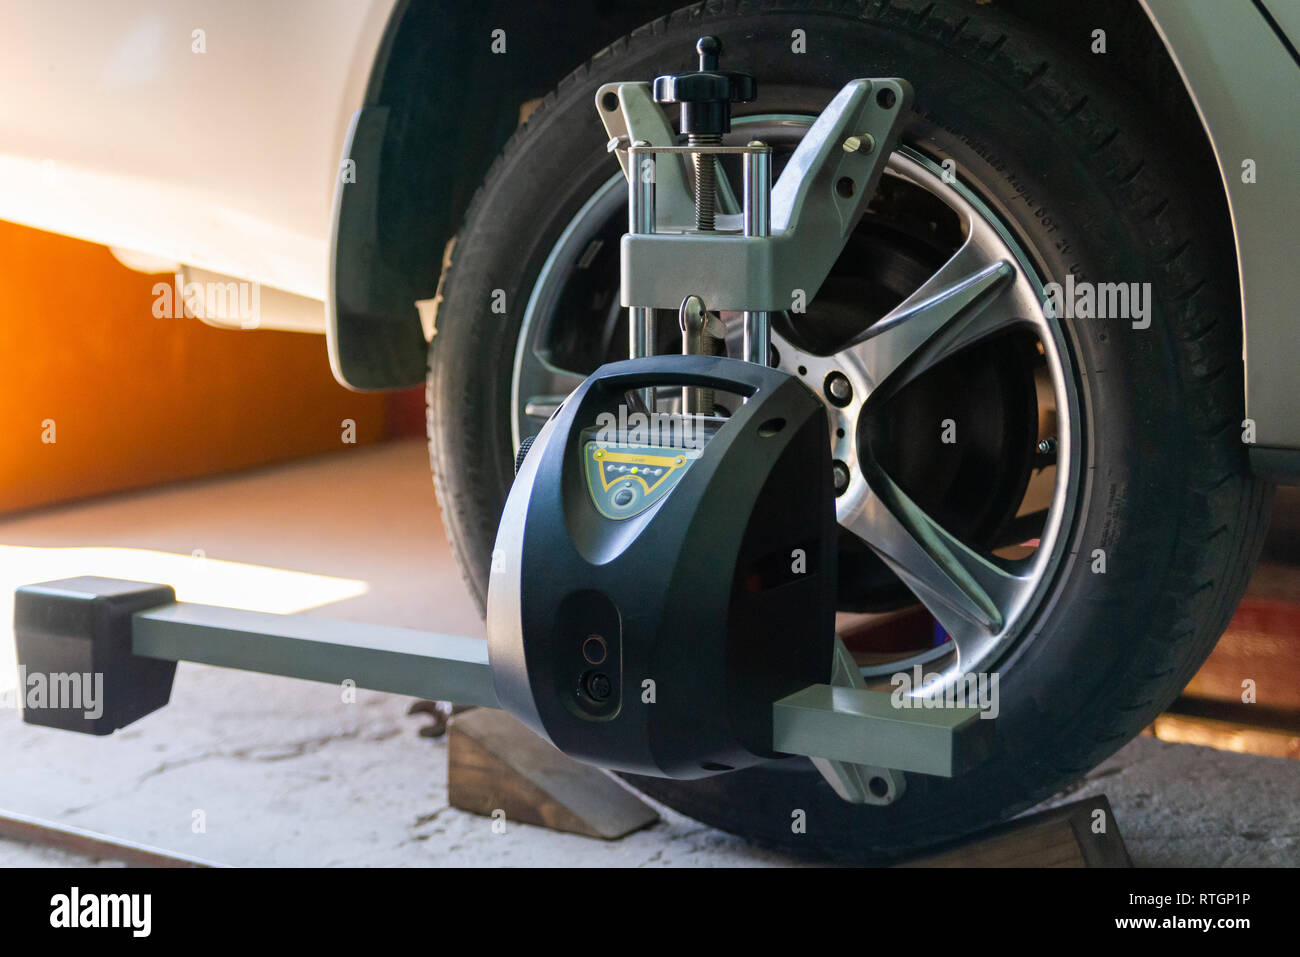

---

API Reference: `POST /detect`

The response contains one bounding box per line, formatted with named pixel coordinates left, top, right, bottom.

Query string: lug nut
left=824, top=371, right=853, bottom=407
left=832, top=460, right=850, bottom=495
left=1037, top=437, right=1058, bottom=455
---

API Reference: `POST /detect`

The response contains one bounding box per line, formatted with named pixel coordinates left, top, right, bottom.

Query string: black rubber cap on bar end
left=13, top=576, right=177, bottom=735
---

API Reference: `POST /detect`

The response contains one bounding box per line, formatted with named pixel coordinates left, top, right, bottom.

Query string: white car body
left=0, top=0, right=396, bottom=328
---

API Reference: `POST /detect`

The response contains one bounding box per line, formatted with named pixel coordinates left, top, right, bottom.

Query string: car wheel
left=427, top=0, right=1272, bottom=859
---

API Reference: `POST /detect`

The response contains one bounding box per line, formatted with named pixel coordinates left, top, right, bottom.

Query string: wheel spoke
left=843, top=241, right=1018, bottom=402
left=843, top=465, right=1031, bottom=645
left=520, top=362, right=585, bottom=422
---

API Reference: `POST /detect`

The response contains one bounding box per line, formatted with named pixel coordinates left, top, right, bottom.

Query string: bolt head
left=824, top=371, right=853, bottom=407
left=832, top=460, right=850, bottom=495
left=842, top=133, right=875, bottom=154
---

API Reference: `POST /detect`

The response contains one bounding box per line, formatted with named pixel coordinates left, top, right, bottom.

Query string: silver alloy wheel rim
left=511, top=116, right=1081, bottom=692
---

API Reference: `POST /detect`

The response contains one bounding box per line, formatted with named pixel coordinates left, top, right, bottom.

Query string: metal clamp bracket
left=601, top=78, right=912, bottom=314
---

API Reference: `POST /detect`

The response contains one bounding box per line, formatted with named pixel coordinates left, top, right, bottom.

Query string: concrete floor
left=0, top=440, right=1296, bottom=866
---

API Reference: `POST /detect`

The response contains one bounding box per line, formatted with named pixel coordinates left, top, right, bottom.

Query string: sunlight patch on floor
left=0, top=545, right=368, bottom=692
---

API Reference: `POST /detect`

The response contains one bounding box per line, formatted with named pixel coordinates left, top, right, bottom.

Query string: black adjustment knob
left=652, top=36, right=756, bottom=136
left=514, top=435, right=535, bottom=475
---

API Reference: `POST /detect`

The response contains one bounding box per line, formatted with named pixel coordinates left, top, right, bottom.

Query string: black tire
left=428, top=0, right=1273, bottom=859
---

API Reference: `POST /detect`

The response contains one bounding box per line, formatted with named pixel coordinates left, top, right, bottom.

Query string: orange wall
left=0, top=220, right=400, bottom=514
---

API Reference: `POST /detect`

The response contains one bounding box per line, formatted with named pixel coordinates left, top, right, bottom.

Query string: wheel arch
left=1140, top=0, right=1300, bottom=476
left=326, top=0, right=675, bottom=391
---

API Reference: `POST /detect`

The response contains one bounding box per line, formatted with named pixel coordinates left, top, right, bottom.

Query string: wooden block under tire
left=896, top=795, right=1132, bottom=868
left=447, top=708, right=659, bottom=840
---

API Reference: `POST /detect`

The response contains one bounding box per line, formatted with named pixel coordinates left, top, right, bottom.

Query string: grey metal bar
left=742, top=144, right=771, bottom=365
left=132, top=603, right=498, bottom=708
left=624, top=144, right=775, bottom=155
left=628, top=147, right=656, bottom=362
left=630, top=310, right=655, bottom=361
left=772, top=684, right=993, bottom=777
left=742, top=145, right=771, bottom=236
